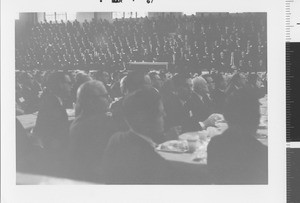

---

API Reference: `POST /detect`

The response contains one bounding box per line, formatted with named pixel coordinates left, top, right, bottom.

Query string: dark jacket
left=66, top=112, right=117, bottom=182
left=102, top=131, right=184, bottom=184
left=33, top=90, right=70, bottom=150
left=184, top=91, right=211, bottom=130
left=207, top=128, right=268, bottom=184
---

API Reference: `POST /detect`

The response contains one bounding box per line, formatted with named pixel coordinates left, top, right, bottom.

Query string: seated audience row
left=16, top=69, right=267, bottom=184
left=16, top=13, right=266, bottom=74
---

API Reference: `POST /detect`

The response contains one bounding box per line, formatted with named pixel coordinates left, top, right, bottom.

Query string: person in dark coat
left=70, top=71, right=92, bottom=113
left=31, top=72, right=72, bottom=177
left=109, top=71, right=152, bottom=133
left=207, top=88, right=268, bottom=184
left=159, top=77, right=192, bottom=133
left=66, top=80, right=117, bottom=182
left=101, top=86, right=212, bottom=184
left=187, top=76, right=213, bottom=123
left=33, top=72, right=72, bottom=151
left=210, top=73, right=227, bottom=114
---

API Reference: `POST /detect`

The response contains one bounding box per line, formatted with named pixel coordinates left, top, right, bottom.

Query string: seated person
left=71, top=71, right=92, bottom=114
left=184, top=76, right=213, bottom=129
left=67, top=80, right=117, bottom=182
left=101, top=86, right=211, bottom=184
left=207, top=88, right=268, bottom=184
left=16, top=118, right=37, bottom=172
left=109, top=71, right=151, bottom=132
left=159, top=74, right=193, bottom=133
left=225, top=72, right=247, bottom=95
left=17, top=72, right=41, bottom=114
left=33, top=72, right=72, bottom=151
left=210, top=73, right=227, bottom=114
left=160, top=75, right=218, bottom=138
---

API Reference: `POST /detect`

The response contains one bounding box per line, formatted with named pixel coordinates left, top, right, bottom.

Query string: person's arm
left=199, top=113, right=225, bottom=130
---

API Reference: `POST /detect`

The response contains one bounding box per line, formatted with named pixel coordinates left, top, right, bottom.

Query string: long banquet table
left=157, top=123, right=267, bottom=166
left=17, top=96, right=268, bottom=166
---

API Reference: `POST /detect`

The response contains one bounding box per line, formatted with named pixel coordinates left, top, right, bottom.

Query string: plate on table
left=156, top=140, right=189, bottom=153
left=179, top=131, right=206, bottom=141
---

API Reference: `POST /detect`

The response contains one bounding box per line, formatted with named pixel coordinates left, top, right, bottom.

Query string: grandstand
left=15, top=12, right=267, bottom=73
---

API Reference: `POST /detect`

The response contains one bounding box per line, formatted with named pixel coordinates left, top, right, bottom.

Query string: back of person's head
left=122, top=86, right=164, bottom=137
left=223, top=87, right=260, bottom=132
left=120, top=71, right=151, bottom=95
left=75, top=71, right=92, bottom=85
left=171, top=73, right=192, bottom=99
left=148, top=71, right=163, bottom=89
left=229, top=72, right=247, bottom=88
left=75, top=80, right=109, bottom=117
left=203, top=74, right=215, bottom=91
left=191, top=76, right=209, bottom=95
left=172, top=73, right=190, bottom=88
left=248, top=73, right=258, bottom=87
left=212, top=73, right=226, bottom=90
left=45, top=71, right=71, bottom=97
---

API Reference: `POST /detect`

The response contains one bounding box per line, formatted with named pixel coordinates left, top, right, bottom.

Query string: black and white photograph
left=15, top=12, right=268, bottom=185
left=2, top=0, right=286, bottom=202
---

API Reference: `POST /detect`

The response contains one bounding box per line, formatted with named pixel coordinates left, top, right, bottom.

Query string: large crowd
left=16, top=68, right=267, bottom=184
left=16, top=13, right=267, bottom=74
left=16, top=13, right=268, bottom=184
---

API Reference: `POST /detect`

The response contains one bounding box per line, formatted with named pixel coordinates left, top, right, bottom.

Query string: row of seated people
left=16, top=13, right=267, bottom=74
left=16, top=68, right=122, bottom=114
left=16, top=67, right=267, bottom=115
left=16, top=68, right=267, bottom=184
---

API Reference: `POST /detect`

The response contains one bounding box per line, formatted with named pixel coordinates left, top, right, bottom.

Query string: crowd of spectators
left=16, top=68, right=267, bottom=184
left=15, top=13, right=268, bottom=184
left=16, top=13, right=267, bottom=74
left=15, top=68, right=267, bottom=115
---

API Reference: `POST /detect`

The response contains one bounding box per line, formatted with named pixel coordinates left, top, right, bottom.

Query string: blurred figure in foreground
left=33, top=71, right=72, bottom=151
left=102, top=86, right=212, bottom=184
left=207, top=88, right=268, bottom=184
left=67, top=80, right=117, bottom=182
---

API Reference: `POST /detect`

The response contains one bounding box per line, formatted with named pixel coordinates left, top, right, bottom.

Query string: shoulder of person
left=207, top=130, right=231, bottom=149
left=40, top=91, right=58, bottom=104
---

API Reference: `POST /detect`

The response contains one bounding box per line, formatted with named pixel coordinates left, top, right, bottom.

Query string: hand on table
left=203, top=114, right=225, bottom=129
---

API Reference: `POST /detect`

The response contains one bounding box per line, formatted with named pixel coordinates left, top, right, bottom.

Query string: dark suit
left=101, top=131, right=173, bottom=184
left=207, top=128, right=268, bottom=184
left=66, top=113, right=117, bottom=182
left=33, top=90, right=70, bottom=150
left=110, top=97, right=130, bottom=132
left=159, top=88, right=193, bottom=133
left=210, top=88, right=227, bottom=114
left=184, top=91, right=211, bottom=131
left=102, top=130, right=213, bottom=184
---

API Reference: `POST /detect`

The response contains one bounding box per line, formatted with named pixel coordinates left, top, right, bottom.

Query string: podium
left=128, top=62, right=168, bottom=71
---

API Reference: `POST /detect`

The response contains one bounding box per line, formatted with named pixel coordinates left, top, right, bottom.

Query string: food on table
left=156, top=140, right=189, bottom=153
